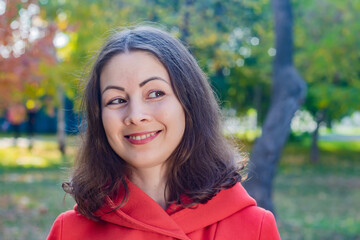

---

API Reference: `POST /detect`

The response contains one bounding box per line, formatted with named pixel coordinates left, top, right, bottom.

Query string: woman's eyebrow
left=139, top=76, right=169, bottom=87
left=102, top=76, right=169, bottom=94
left=102, top=85, right=125, bottom=94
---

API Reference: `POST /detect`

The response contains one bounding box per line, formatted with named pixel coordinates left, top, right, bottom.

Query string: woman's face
left=100, top=51, right=185, bottom=171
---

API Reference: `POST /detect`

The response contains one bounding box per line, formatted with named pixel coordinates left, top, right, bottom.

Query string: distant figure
left=47, top=26, right=280, bottom=239
left=6, top=103, right=26, bottom=145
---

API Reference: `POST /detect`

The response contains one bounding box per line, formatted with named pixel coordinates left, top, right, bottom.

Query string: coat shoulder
left=47, top=209, right=98, bottom=240
left=216, top=205, right=281, bottom=240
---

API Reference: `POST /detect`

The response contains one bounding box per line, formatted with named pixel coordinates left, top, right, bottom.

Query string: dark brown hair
left=66, top=25, right=244, bottom=221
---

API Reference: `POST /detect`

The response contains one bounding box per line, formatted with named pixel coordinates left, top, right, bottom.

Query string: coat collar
left=95, top=180, right=190, bottom=240
left=93, top=181, right=255, bottom=239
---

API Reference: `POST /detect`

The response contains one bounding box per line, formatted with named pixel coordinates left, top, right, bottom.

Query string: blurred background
left=0, top=0, right=359, bottom=239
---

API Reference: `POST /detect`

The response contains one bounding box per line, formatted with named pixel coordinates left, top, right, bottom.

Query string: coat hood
left=92, top=181, right=256, bottom=240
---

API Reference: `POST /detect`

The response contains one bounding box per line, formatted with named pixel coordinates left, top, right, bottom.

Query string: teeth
left=128, top=132, right=157, bottom=140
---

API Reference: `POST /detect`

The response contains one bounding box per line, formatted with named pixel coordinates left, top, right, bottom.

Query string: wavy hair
left=65, top=25, right=245, bottom=221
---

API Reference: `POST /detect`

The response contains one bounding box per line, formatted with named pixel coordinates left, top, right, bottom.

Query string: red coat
left=47, top=182, right=280, bottom=239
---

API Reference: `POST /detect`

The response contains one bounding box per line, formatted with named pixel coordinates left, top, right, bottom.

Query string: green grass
left=0, top=136, right=78, bottom=170
left=0, top=169, right=75, bottom=240
left=0, top=135, right=359, bottom=239
left=0, top=136, right=77, bottom=240
left=275, top=141, right=360, bottom=240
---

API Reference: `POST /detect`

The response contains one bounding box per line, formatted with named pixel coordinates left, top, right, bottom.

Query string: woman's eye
left=148, top=91, right=165, bottom=98
left=107, top=98, right=127, bottom=105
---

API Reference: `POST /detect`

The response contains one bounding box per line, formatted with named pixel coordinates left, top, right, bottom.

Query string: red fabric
left=47, top=182, right=281, bottom=239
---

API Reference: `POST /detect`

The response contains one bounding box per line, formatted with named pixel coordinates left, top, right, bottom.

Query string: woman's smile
left=125, top=130, right=162, bottom=145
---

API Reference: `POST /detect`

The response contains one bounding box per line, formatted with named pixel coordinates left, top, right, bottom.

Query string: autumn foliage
left=0, top=0, right=57, bottom=112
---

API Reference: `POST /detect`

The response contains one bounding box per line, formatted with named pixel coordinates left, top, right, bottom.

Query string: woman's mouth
left=124, top=130, right=162, bottom=145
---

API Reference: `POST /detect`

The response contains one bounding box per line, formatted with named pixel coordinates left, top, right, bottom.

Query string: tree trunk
left=310, top=120, right=320, bottom=163
left=243, top=0, right=307, bottom=214
left=57, top=87, right=66, bottom=157
left=254, top=84, right=262, bottom=124
left=310, top=110, right=325, bottom=162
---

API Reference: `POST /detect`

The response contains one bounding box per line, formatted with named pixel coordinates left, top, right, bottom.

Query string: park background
left=0, top=0, right=359, bottom=239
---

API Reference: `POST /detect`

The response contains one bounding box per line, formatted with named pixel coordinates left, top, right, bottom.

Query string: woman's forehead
left=99, top=51, right=170, bottom=91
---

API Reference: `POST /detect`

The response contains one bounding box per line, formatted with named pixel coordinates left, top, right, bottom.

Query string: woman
left=47, top=26, right=280, bottom=240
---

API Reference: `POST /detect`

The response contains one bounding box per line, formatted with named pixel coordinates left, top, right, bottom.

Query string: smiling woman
left=47, top=25, right=280, bottom=240
left=101, top=52, right=186, bottom=189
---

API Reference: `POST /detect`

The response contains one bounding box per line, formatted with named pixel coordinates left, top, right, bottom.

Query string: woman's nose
left=123, top=101, right=151, bottom=126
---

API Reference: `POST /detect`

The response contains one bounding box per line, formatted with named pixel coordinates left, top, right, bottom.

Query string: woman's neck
left=129, top=165, right=168, bottom=209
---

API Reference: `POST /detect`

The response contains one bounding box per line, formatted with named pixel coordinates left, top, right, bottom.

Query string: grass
left=0, top=135, right=78, bottom=169
left=275, top=141, right=360, bottom=240
left=0, top=169, right=75, bottom=240
left=0, top=135, right=359, bottom=239
left=0, top=136, right=77, bottom=240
